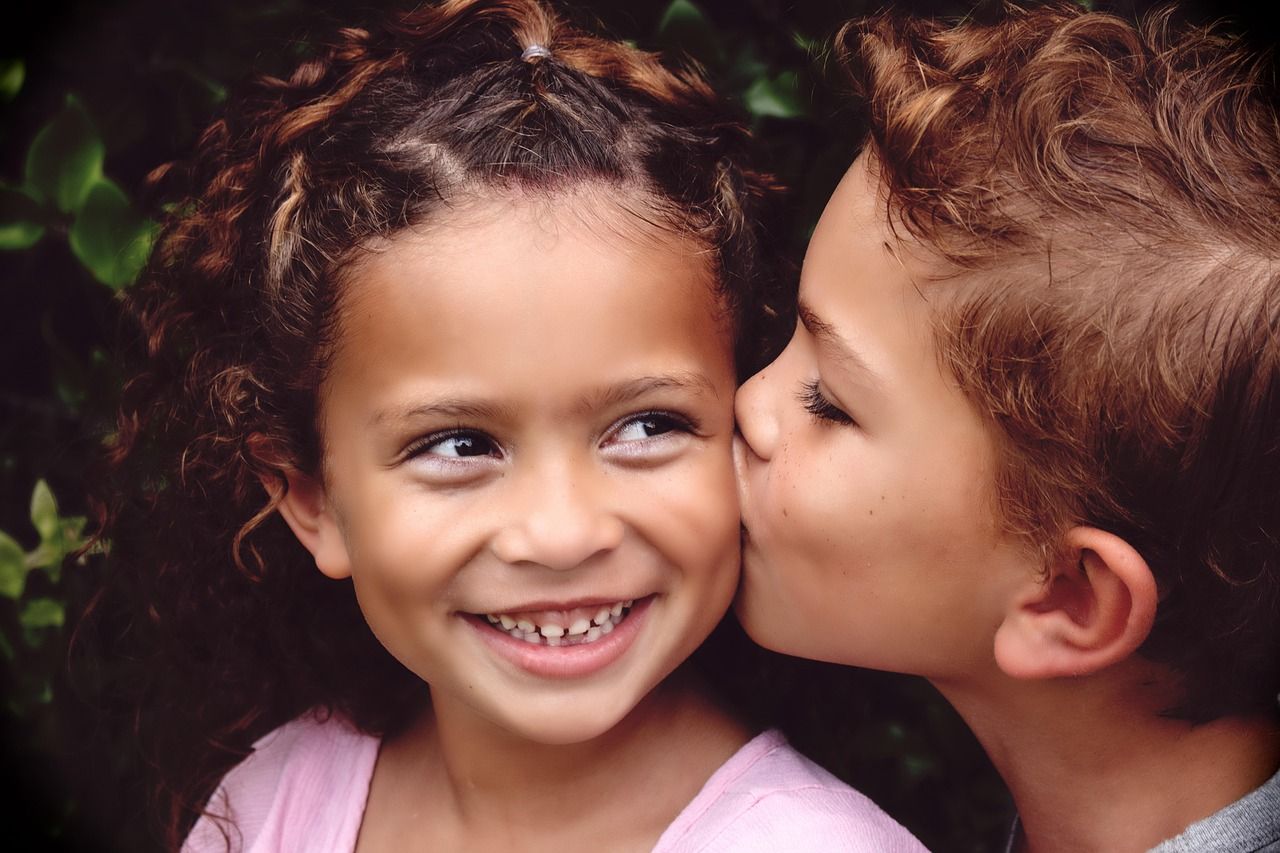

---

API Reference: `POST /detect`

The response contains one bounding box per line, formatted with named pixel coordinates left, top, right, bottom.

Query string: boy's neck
left=938, top=669, right=1280, bottom=853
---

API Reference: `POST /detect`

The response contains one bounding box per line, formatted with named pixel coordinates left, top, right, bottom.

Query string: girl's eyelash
left=398, top=411, right=698, bottom=461
left=799, top=380, right=854, bottom=425
left=610, top=410, right=700, bottom=441
left=401, top=428, right=499, bottom=461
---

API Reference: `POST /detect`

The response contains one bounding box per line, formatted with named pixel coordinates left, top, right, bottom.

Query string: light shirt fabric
left=184, top=711, right=927, bottom=852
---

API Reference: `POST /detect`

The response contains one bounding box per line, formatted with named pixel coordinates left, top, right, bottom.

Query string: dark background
left=0, top=1, right=1273, bottom=850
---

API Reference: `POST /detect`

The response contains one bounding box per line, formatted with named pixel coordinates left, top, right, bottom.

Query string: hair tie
left=521, top=44, right=552, bottom=62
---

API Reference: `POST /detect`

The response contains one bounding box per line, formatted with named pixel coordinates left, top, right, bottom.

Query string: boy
left=732, top=2, right=1280, bottom=850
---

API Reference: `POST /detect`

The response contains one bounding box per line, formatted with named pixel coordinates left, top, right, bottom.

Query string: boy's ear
left=270, top=469, right=354, bottom=581
left=993, top=526, right=1157, bottom=680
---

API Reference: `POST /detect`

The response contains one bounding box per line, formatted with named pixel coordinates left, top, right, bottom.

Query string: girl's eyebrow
left=369, top=374, right=716, bottom=427
left=575, top=373, right=720, bottom=414
left=370, top=399, right=515, bottom=427
left=797, top=301, right=882, bottom=390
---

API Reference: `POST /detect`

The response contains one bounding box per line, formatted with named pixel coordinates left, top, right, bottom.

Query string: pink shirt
left=185, top=712, right=926, bottom=852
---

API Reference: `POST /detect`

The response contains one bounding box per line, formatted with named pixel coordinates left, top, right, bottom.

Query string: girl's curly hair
left=87, top=1, right=787, bottom=846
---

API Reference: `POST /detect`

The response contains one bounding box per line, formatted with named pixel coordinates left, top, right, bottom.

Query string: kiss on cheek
left=732, top=155, right=1025, bottom=680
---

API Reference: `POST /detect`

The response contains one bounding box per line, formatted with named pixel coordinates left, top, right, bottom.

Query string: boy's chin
left=732, top=585, right=799, bottom=658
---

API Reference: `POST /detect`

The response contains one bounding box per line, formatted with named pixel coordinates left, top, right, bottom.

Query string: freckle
left=868, top=509, right=874, bottom=516
left=880, top=493, right=886, bottom=502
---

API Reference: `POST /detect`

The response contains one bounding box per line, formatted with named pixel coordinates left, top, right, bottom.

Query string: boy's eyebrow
left=797, top=300, right=882, bottom=389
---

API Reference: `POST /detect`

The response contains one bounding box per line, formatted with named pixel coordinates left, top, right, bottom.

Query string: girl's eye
left=799, top=380, right=855, bottom=426
left=610, top=412, right=691, bottom=444
left=407, top=430, right=500, bottom=460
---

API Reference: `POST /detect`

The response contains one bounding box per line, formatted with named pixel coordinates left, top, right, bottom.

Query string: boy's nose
left=735, top=363, right=780, bottom=462
left=490, top=475, right=625, bottom=570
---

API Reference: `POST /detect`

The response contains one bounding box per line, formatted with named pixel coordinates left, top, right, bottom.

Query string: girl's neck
left=358, top=666, right=751, bottom=853
left=936, top=671, right=1280, bottom=853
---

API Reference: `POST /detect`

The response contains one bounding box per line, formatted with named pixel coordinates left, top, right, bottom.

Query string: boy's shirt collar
left=1148, top=764, right=1280, bottom=853
left=1003, top=766, right=1280, bottom=853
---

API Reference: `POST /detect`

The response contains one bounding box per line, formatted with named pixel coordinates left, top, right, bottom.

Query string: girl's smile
left=278, top=189, right=741, bottom=745
left=466, top=596, right=649, bottom=679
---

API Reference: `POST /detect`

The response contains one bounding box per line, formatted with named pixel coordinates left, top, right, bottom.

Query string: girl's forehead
left=357, top=183, right=700, bottom=263
left=323, top=186, right=730, bottom=393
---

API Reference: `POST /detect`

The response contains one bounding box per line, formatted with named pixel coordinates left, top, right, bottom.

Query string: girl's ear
left=993, top=526, right=1157, bottom=680
left=273, top=470, right=354, bottom=581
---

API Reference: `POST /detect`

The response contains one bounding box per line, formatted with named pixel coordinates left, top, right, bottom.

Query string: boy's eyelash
left=799, top=380, right=854, bottom=425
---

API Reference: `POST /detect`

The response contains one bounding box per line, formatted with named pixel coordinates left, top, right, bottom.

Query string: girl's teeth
left=482, top=601, right=636, bottom=646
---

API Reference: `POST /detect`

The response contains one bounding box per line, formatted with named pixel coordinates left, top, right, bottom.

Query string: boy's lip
left=464, top=595, right=654, bottom=679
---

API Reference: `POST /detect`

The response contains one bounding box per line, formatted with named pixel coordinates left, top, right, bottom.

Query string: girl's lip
left=471, top=595, right=642, bottom=616
left=465, top=595, right=653, bottom=680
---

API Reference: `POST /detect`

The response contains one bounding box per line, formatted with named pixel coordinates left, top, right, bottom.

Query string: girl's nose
left=735, top=360, right=781, bottom=462
left=490, top=474, right=625, bottom=570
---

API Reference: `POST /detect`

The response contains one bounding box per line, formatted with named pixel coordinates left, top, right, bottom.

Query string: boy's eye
left=408, top=430, right=500, bottom=460
left=799, top=380, right=855, bottom=426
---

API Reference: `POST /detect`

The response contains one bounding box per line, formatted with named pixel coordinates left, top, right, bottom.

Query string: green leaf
left=30, top=479, right=59, bottom=542
left=63, top=515, right=87, bottom=545
left=0, top=59, right=22, bottom=102
left=0, top=531, right=25, bottom=600
left=743, top=71, right=807, bottom=119
left=27, top=515, right=87, bottom=583
left=791, top=31, right=822, bottom=56
left=26, top=541, right=61, bottom=572
left=655, top=0, right=724, bottom=66
left=24, top=94, right=104, bottom=213
left=177, top=61, right=228, bottom=105
left=657, top=0, right=707, bottom=33
left=20, top=597, right=65, bottom=630
left=68, top=177, right=155, bottom=289
left=726, top=44, right=767, bottom=85
left=0, top=219, right=44, bottom=250
left=0, top=185, right=45, bottom=250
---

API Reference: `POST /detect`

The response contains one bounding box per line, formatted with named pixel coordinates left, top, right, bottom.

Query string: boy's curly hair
left=840, top=1, right=1280, bottom=722
left=88, top=0, right=786, bottom=846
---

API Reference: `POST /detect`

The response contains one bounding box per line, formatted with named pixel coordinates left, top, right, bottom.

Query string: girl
left=94, top=1, right=924, bottom=851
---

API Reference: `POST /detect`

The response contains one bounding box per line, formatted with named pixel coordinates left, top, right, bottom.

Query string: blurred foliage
left=1, top=0, right=1270, bottom=851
